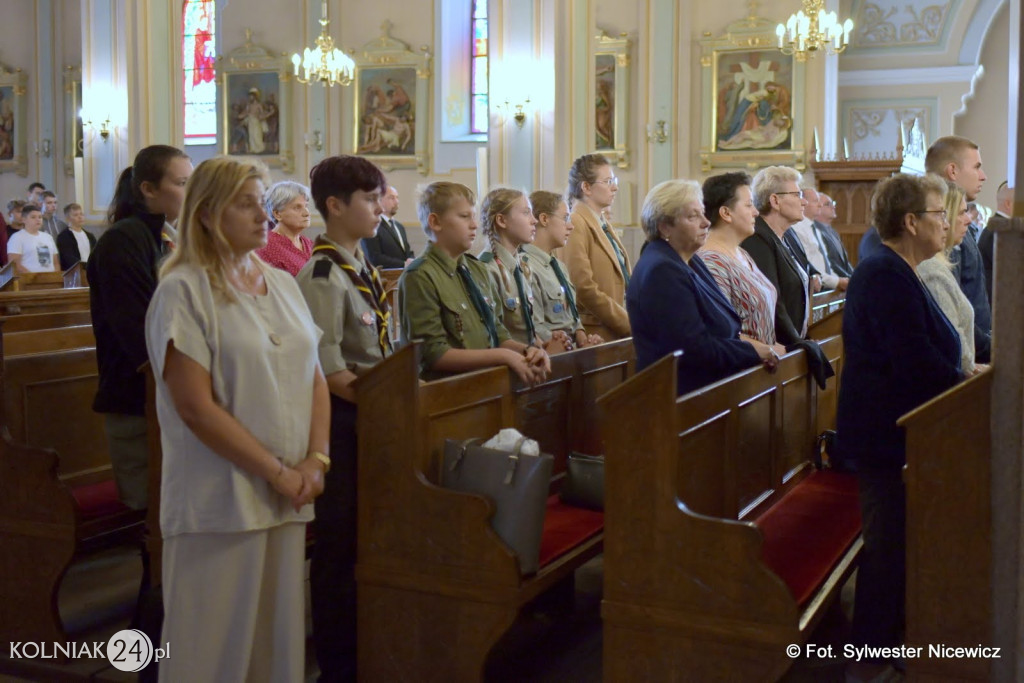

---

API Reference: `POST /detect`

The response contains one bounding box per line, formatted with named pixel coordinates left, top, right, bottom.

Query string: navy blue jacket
left=627, top=239, right=761, bottom=396
left=858, top=226, right=881, bottom=263
left=836, top=245, right=962, bottom=471
left=951, top=225, right=992, bottom=361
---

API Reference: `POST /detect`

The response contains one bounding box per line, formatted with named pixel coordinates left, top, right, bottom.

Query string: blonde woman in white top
left=145, top=157, right=330, bottom=682
left=917, top=183, right=986, bottom=374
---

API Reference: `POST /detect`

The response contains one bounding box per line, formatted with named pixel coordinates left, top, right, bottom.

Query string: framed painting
left=64, top=65, right=82, bottom=176
left=351, top=24, right=431, bottom=174
left=0, top=62, right=27, bottom=176
left=594, top=31, right=630, bottom=168
left=218, top=34, right=294, bottom=172
left=699, top=14, right=806, bottom=173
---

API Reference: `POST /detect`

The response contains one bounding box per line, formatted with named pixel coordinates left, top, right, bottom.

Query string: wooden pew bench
left=0, top=343, right=144, bottom=646
left=808, top=289, right=845, bottom=341
left=0, top=287, right=90, bottom=316
left=0, top=309, right=92, bottom=333
left=600, top=335, right=860, bottom=682
left=356, top=339, right=635, bottom=680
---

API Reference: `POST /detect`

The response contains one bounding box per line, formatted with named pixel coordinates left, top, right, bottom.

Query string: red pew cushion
left=71, top=479, right=130, bottom=521
left=755, top=469, right=861, bottom=606
left=538, top=495, right=604, bottom=569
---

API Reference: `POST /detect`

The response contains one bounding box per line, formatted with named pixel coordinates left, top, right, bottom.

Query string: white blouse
left=146, top=262, right=322, bottom=538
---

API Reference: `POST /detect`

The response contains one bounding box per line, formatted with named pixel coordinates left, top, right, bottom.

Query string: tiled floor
left=0, top=544, right=863, bottom=682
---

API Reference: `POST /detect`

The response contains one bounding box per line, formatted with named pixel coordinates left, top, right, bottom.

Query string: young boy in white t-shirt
left=8, top=204, right=58, bottom=273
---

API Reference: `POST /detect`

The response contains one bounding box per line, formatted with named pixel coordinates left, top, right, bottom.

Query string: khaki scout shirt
left=521, top=243, right=584, bottom=335
left=398, top=242, right=511, bottom=379
left=295, top=236, right=389, bottom=378
left=479, top=242, right=552, bottom=345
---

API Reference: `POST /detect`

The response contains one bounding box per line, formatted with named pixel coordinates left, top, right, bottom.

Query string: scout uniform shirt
left=295, top=236, right=391, bottom=380
left=478, top=242, right=551, bottom=346
left=521, top=243, right=585, bottom=336
left=398, top=241, right=512, bottom=380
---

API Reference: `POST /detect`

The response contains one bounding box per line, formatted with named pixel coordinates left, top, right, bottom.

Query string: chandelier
left=775, top=0, right=854, bottom=61
left=291, top=1, right=355, bottom=86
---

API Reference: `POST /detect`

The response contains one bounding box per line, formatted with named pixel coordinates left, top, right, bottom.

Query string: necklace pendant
left=269, top=333, right=282, bottom=346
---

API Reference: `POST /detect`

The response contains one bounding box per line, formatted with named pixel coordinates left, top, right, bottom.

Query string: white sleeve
left=145, top=270, right=214, bottom=378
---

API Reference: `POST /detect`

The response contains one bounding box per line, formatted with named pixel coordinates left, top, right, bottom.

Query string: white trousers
left=159, top=523, right=306, bottom=683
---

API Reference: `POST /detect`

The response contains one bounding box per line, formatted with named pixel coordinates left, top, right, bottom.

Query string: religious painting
left=218, top=34, right=294, bottom=172
left=698, top=14, right=806, bottom=173
left=0, top=63, right=27, bottom=175
left=351, top=24, right=431, bottom=174
left=63, top=66, right=82, bottom=175
left=714, top=50, right=793, bottom=152
left=593, top=31, right=630, bottom=168
left=355, top=67, right=416, bottom=156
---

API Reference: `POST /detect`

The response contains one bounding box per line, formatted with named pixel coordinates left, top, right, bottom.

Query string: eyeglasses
left=592, top=177, right=619, bottom=187
left=775, top=190, right=804, bottom=199
left=916, top=209, right=950, bottom=223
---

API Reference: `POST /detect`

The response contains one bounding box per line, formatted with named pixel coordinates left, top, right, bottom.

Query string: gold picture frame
left=64, top=65, right=82, bottom=176
left=351, top=24, right=431, bottom=175
left=0, top=62, right=28, bottom=176
left=698, top=13, right=806, bottom=173
left=218, top=32, right=294, bottom=172
left=594, top=31, right=630, bottom=169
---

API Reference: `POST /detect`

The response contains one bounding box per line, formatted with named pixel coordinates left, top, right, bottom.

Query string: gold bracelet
left=309, top=451, right=331, bottom=474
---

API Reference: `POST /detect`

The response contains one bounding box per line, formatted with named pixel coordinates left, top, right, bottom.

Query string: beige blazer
left=562, top=203, right=631, bottom=338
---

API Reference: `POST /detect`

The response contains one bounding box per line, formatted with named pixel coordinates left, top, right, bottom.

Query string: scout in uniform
left=524, top=190, right=605, bottom=350
left=295, top=155, right=392, bottom=683
left=398, top=181, right=551, bottom=384
left=477, top=187, right=571, bottom=354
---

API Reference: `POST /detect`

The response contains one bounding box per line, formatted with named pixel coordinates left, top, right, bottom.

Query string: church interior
left=0, top=0, right=1023, bottom=681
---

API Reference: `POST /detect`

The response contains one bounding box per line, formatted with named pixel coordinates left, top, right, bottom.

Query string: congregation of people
left=50, top=130, right=1005, bottom=681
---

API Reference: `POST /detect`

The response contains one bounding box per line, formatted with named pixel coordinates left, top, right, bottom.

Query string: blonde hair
left=641, top=179, right=702, bottom=241
left=416, top=181, right=476, bottom=238
left=529, top=190, right=564, bottom=220
left=160, top=156, right=271, bottom=302
left=480, top=187, right=530, bottom=286
left=935, top=182, right=967, bottom=266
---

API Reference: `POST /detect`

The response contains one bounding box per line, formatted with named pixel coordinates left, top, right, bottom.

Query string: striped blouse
left=698, top=246, right=779, bottom=345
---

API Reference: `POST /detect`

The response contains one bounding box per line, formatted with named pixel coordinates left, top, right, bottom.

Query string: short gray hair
left=265, top=181, right=311, bottom=218
left=641, top=179, right=702, bottom=241
left=751, top=166, right=802, bottom=213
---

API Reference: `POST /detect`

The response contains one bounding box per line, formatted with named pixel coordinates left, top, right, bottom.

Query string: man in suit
left=361, top=185, right=414, bottom=268
left=978, top=180, right=1013, bottom=303
left=925, top=135, right=991, bottom=362
left=815, top=193, right=854, bottom=277
left=788, top=187, right=848, bottom=291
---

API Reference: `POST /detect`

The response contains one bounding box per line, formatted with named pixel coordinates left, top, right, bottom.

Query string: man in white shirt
left=7, top=204, right=58, bottom=273
left=790, top=187, right=849, bottom=291
left=57, top=202, right=98, bottom=270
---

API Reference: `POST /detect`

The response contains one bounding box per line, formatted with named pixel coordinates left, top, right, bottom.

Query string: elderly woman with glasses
left=562, top=153, right=632, bottom=341
left=627, top=179, right=780, bottom=396
left=836, top=173, right=964, bottom=683
left=256, top=180, right=314, bottom=276
left=740, top=166, right=819, bottom=345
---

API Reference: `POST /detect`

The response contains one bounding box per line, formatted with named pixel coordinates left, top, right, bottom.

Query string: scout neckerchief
left=312, top=236, right=392, bottom=356
left=493, top=250, right=537, bottom=345
left=548, top=256, right=580, bottom=325
left=456, top=261, right=500, bottom=348
left=601, top=219, right=630, bottom=289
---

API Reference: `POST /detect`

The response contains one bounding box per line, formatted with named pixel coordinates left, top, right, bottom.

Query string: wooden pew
left=0, top=287, right=90, bottom=316
left=808, top=289, right=845, bottom=341
left=356, top=339, right=635, bottom=680
left=600, top=336, right=860, bottom=682
left=0, top=309, right=91, bottom=333
left=0, top=344, right=144, bottom=647
left=0, top=261, right=16, bottom=291
left=2, top=324, right=95, bottom=356
left=63, top=261, right=88, bottom=288
left=899, top=370, right=992, bottom=682
left=16, top=271, right=67, bottom=291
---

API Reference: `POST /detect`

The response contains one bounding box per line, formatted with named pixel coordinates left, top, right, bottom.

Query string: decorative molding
left=0, top=61, right=28, bottom=176
left=958, top=0, right=1006, bottom=65
left=840, top=98, right=936, bottom=159
left=852, top=0, right=955, bottom=47
left=839, top=64, right=982, bottom=86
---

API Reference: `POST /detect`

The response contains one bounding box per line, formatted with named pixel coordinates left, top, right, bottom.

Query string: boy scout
left=525, top=190, right=605, bottom=349
left=295, top=155, right=391, bottom=683
left=397, top=181, right=551, bottom=384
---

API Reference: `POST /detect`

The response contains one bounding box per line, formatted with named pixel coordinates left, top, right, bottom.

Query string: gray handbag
left=558, top=452, right=605, bottom=511
left=442, top=437, right=553, bottom=575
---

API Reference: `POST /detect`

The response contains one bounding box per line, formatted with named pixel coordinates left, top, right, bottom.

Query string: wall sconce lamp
left=81, top=109, right=112, bottom=141
left=646, top=120, right=669, bottom=144
left=502, top=98, right=531, bottom=129
left=304, top=130, right=323, bottom=152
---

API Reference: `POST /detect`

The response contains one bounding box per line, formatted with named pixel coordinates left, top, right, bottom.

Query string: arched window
left=182, top=0, right=217, bottom=145
left=470, top=0, right=488, bottom=134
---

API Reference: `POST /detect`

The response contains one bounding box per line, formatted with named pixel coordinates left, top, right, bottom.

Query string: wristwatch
left=309, top=451, right=331, bottom=474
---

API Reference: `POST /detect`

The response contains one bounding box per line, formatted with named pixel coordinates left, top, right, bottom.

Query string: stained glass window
left=470, top=0, right=488, bottom=134
left=183, top=0, right=217, bottom=145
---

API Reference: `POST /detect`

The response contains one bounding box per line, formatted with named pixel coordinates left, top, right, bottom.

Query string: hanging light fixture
left=775, top=0, right=854, bottom=61
left=291, top=1, right=355, bottom=87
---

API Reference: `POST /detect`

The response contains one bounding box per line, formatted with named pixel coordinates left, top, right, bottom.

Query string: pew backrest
left=2, top=324, right=95, bottom=356
left=0, top=287, right=90, bottom=316
left=0, top=310, right=92, bottom=333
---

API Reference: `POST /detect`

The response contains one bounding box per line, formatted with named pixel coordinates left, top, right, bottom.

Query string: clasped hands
left=271, top=456, right=327, bottom=511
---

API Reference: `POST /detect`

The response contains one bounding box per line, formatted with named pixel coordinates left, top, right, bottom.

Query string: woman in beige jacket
left=562, top=153, right=632, bottom=340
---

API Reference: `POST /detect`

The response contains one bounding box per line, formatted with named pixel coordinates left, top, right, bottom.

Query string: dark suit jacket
left=57, top=227, right=98, bottom=270
left=741, top=217, right=809, bottom=346
left=977, top=214, right=1007, bottom=304
left=362, top=216, right=414, bottom=268
left=626, top=239, right=760, bottom=396
left=858, top=226, right=882, bottom=263
left=816, top=221, right=854, bottom=277
left=836, top=244, right=962, bottom=471
left=951, top=224, right=991, bottom=362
